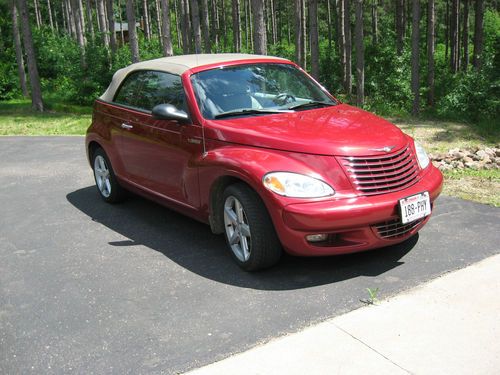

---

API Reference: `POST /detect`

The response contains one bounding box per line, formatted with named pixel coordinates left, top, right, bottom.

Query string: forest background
left=0, top=0, right=498, bottom=129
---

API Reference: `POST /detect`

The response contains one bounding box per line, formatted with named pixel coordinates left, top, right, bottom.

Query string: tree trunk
left=270, top=0, right=277, bottom=45
left=47, top=0, right=55, bottom=31
left=445, top=0, right=449, bottom=60
left=220, top=0, right=228, bottom=49
left=327, top=0, right=332, bottom=50
left=118, top=0, right=126, bottom=44
left=72, top=0, right=86, bottom=66
left=200, top=0, right=211, bottom=53
left=294, top=0, right=303, bottom=66
left=461, top=0, right=469, bottom=71
left=97, top=0, right=109, bottom=47
left=232, top=0, right=241, bottom=52
left=472, top=0, right=484, bottom=70
left=143, top=0, right=151, bottom=40
left=395, top=0, right=403, bottom=54
left=338, top=0, right=346, bottom=90
left=371, top=0, right=378, bottom=45
left=251, top=0, right=266, bottom=54
left=301, top=0, right=306, bottom=69
left=17, top=0, right=44, bottom=111
left=309, top=0, right=319, bottom=80
left=210, top=0, right=219, bottom=51
left=181, top=0, right=191, bottom=53
left=427, top=0, right=435, bottom=107
left=78, top=0, right=86, bottom=40
left=106, top=0, right=117, bottom=55
left=355, top=0, right=364, bottom=106
left=67, top=0, right=76, bottom=38
left=12, top=0, right=29, bottom=97
left=160, top=0, right=174, bottom=56
left=174, top=0, right=181, bottom=48
left=155, top=0, right=162, bottom=42
left=450, top=0, right=459, bottom=73
left=245, top=0, right=249, bottom=49
left=411, top=0, right=420, bottom=116
left=344, top=0, right=352, bottom=95
left=85, top=0, right=95, bottom=40
left=34, top=0, right=42, bottom=27
left=126, top=0, right=140, bottom=62
left=189, top=0, right=202, bottom=53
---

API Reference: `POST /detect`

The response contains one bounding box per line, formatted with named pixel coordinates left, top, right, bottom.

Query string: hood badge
left=371, top=146, right=396, bottom=153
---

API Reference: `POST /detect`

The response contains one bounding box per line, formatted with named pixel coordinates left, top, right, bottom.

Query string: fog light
left=306, top=233, right=328, bottom=242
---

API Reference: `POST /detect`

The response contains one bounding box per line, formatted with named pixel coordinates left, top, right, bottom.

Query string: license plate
left=399, top=192, right=431, bottom=224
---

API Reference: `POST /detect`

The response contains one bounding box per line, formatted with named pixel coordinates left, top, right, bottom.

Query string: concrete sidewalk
left=187, top=254, right=500, bottom=375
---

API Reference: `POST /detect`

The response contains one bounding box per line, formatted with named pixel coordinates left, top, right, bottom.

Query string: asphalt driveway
left=1, top=137, right=499, bottom=374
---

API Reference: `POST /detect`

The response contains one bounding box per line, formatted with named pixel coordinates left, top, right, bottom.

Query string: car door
left=112, top=70, right=203, bottom=208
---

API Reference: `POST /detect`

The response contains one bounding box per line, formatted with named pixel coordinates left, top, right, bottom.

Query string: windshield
left=190, top=63, right=337, bottom=119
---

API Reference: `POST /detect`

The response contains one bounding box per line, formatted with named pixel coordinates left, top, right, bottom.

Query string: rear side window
left=114, top=70, right=185, bottom=112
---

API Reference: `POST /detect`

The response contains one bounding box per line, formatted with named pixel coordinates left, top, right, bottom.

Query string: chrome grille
left=341, top=146, right=420, bottom=195
left=374, top=218, right=425, bottom=239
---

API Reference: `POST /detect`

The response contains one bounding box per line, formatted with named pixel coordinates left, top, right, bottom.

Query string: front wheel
left=222, top=184, right=282, bottom=271
left=92, top=148, right=125, bottom=203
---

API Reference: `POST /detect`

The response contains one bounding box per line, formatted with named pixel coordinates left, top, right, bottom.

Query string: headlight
left=263, top=172, right=334, bottom=198
left=414, top=141, right=430, bottom=169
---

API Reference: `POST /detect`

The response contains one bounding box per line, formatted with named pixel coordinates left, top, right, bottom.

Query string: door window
left=114, top=70, right=186, bottom=112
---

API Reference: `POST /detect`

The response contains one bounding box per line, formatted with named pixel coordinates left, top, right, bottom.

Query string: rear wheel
left=92, top=148, right=125, bottom=203
left=222, top=184, right=282, bottom=271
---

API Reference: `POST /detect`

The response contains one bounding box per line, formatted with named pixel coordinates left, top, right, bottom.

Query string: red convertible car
left=86, top=54, right=443, bottom=270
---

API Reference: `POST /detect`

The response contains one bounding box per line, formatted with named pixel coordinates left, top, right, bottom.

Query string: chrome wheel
left=223, top=195, right=252, bottom=262
left=94, top=155, right=112, bottom=198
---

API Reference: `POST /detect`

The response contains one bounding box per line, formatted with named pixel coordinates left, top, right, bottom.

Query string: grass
left=1, top=99, right=499, bottom=206
left=0, top=99, right=91, bottom=135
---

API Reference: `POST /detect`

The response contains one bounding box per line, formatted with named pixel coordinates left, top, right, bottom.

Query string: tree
left=450, top=0, right=459, bottom=72
left=462, top=0, right=469, bottom=71
left=472, top=0, right=484, bottom=70
left=71, top=0, right=86, bottom=66
left=11, top=0, right=28, bottom=97
left=411, top=0, right=420, bottom=116
left=126, top=0, right=140, bottom=63
left=47, top=0, right=55, bottom=32
left=371, top=0, right=378, bottom=45
left=251, top=0, right=266, bottom=55
left=338, top=0, right=346, bottom=87
left=232, top=0, right=241, bottom=52
left=395, top=0, right=404, bottom=54
left=189, top=0, right=202, bottom=53
left=355, top=0, right=364, bottom=106
left=427, top=0, right=435, bottom=107
left=200, top=0, right=211, bottom=53
left=161, top=0, right=174, bottom=56
left=181, top=0, right=191, bottom=53
left=309, top=0, right=319, bottom=80
left=143, top=0, right=151, bottom=40
left=344, top=0, right=352, bottom=94
left=106, top=0, right=117, bottom=55
left=294, top=0, right=304, bottom=67
left=97, top=0, right=109, bottom=47
left=17, top=0, right=43, bottom=111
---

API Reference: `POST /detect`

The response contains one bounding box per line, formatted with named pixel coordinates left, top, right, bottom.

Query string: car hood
left=203, top=104, right=408, bottom=156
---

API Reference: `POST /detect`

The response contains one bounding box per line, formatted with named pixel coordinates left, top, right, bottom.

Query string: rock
left=463, top=156, right=474, bottom=163
left=484, top=148, right=495, bottom=157
left=439, top=163, right=453, bottom=171
left=465, top=161, right=480, bottom=170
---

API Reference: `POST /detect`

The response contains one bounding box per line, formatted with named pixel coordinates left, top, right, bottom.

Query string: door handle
left=121, top=123, right=133, bottom=129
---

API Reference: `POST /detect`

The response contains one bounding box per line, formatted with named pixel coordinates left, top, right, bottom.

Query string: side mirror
left=152, top=103, right=189, bottom=123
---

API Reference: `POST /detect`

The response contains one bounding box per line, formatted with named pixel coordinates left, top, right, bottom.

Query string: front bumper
left=272, top=165, right=443, bottom=256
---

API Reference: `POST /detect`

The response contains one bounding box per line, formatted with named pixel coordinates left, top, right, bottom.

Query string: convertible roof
left=100, top=54, right=289, bottom=102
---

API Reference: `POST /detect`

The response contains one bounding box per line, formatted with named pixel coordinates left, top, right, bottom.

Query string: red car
left=86, top=54, right=443, bottom=271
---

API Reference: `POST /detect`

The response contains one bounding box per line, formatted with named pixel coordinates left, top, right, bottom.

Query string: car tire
left=222, top=183, right=282, bottom=271
left=92, top=147, right=126, bottom=204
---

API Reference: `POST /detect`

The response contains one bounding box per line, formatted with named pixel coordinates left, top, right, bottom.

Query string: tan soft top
left=100, top=53, right=289, bottom=102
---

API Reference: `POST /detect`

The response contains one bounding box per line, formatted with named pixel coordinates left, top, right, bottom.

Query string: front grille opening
left=342, top=146, right=420, bottom=196
left=373, top=218, right=425, bottom=239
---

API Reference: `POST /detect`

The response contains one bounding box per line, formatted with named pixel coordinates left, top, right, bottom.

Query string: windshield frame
left=189, top=62, right=339, bottom=121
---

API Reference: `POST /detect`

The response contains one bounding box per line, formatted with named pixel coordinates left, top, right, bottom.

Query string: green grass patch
left=0, top=99, right=91, bottom=135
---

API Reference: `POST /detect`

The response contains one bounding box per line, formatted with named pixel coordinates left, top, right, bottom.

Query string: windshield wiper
left=214, top=108, right=292, bottom=119
left=287, top=101, right=336, bottom=110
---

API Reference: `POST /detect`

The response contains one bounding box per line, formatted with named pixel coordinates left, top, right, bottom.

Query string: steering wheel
left=275, top=93, right=296, bottom=105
